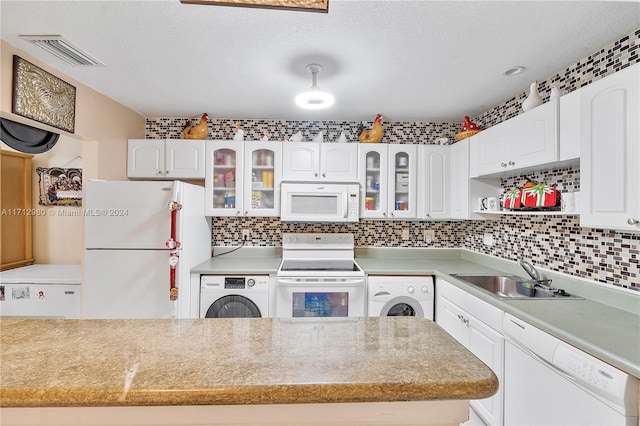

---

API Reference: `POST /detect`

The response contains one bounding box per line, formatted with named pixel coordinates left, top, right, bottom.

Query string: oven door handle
left=277, top=277, right=364, bottom=286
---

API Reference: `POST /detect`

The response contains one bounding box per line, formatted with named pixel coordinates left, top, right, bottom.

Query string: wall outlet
left=424, top=230, right=435, bottom=244
left=483, top=233, right=494, bottom=246
left=242, top=229, right=251, bottom=240
left=402, top=229, right=410, bottom=240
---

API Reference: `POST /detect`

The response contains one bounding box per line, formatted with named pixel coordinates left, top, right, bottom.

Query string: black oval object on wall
left=0, top=118, right=59, bottom=154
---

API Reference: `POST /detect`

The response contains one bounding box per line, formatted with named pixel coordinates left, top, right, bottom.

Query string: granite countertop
left=190, top=248, right=640, bottom=378
left=0, top=317, right=498, bottom=408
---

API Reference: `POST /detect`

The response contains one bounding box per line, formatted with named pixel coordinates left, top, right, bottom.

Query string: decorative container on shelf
left=522, top=81, right=543, bottom=112
left=503, top=177, right=561, bottom=211
left=455, top=116, right=481, bottom=141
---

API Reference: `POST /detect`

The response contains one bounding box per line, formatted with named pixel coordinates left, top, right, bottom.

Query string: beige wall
left=1, top=40, right=145, bottom=264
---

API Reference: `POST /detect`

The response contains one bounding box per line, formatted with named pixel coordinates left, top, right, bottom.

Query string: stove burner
left=280, top=260, right=361, bottom=273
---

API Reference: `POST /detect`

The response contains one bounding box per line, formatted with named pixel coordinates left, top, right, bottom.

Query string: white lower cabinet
left=436, top=278, right=504, bottom=426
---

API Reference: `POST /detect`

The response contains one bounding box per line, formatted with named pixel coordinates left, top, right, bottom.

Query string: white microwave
left=280, top=182, right=360, bottom=223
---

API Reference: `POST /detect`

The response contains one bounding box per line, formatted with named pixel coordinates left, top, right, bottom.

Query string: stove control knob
left=421, top=286, right=429, bottom=293
left=407, top=286, right=415, bottom=294
left=247, top=279, right=256, bottom=287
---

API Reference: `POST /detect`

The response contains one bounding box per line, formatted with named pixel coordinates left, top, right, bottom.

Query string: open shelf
left=473, top=210, right=579, bottom=216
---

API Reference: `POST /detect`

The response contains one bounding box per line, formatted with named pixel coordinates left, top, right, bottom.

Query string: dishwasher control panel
left=553, top=343, right=628, bottom=409
left=504, top=313, right=637, bottom=415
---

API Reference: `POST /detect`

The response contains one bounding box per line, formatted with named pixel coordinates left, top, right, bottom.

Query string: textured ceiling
left=1, top=0, right=639, bottom=122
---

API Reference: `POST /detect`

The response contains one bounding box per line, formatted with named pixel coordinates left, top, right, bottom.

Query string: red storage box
left=503, top=188, right=522, bottom=210
left=521, top=183, right=559, bottom=208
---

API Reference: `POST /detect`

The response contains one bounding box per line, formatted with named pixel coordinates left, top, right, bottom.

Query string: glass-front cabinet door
left=358, top=144, right=388, bottom=219
left=387, top=144, right=417, bottom=218
left=243, top=141, right=282, bottom=216
left=205, top=140, right=244, bottom=216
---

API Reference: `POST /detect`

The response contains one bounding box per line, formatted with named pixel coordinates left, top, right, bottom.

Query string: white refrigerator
left=84, top=180, right=211, bottom=319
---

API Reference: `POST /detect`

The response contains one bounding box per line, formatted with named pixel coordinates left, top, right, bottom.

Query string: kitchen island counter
left=0, top=317, right=497, bottom=425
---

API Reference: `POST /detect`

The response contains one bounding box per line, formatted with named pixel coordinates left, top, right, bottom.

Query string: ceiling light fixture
left=295, top=63, right=334, bottom=110
left=503, top=66, right=526, bottom=76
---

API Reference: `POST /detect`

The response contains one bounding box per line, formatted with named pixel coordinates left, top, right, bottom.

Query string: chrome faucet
left=520, top=261, right=553, bottom=288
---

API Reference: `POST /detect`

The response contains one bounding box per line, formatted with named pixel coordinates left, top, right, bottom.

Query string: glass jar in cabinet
left=388, top=144, right=417, bottom=218
left=358, top=144, right=388, bottom=218
left=205, top=141, right=244, bottom=216
left=243, top=141, right=282, bottom=216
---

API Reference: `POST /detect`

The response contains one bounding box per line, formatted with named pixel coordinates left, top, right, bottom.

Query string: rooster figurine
left=357, top=114, right=384, bottom=143
left=181, top=113, right=209, bottom=140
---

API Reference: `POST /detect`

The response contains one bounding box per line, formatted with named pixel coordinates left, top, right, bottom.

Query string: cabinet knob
left=508, top=161, right=515, bottom=166
left=165, top=170, right=170, bottom=174
left=157, top=171, right=163, bottom=175
left=236, top=211, right=241, bottom=216
left=628, top=218, right=640, bottom=225
left=322, top=173, right=326, bottom=178
left=244, top=211, right=248, bottom=216
left=314, top=173, right=318, bottom=177
left=390, top=212, right=395, bottom=217
left=500, top=162, right=507, bottom=168
left=383, top=213, right=387, bottom=217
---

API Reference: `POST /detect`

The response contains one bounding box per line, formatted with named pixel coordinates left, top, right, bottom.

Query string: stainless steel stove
left=276, top=233, right=365, bottom=317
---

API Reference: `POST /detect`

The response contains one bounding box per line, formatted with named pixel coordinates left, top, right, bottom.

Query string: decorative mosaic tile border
left=473, top=27, right=640, bottom=128
left=146, top=118, right=461, bottom=146
left=149, top=27, right=640, bottom=291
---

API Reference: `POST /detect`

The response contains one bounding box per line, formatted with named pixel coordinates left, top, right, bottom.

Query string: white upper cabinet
left=580, top=64, right=640, bottom=232
left=509, top=100, right=559, bottom=170
left=470, top=100, right=559, bottom=178
left=450, top=139, right=471, bottom=219
left=358, top=144, right=417, bottom=219
left=282, top=142, right=358, bottom=182
left=242, top=141, right=282, bottom=217
left=204, top=141, right=244, bottom=217
left=358, top=144, right=389, bottom=219
left=127, top=139, right=205, bottom=179
left=470, top=122, right=510, bottom=178
left=417, top=145, right=450, bottom=220
left=387, top=144, right=417, bottom=219
left=559, top=89, right=581, bottom=162
left=451, top=137, right=500, bottom=220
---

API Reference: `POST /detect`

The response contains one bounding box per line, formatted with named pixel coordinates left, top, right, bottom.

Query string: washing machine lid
left=205, top=295, right=262, bottom=318
left=380, top=296, right=424, bottom=317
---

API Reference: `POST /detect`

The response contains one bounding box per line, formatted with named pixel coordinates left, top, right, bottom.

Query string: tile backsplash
left=147, top=27, right=639, bottom=291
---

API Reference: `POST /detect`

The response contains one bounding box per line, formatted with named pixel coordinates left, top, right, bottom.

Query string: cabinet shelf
left=473, top=210, right=579, bottom=216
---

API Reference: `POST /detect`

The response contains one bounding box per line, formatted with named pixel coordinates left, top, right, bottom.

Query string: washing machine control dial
left=247, top=278, right=256, bottom=287
left=407, top=286, right=415, bottom=294
left=421, top=286, right=429, bottom=293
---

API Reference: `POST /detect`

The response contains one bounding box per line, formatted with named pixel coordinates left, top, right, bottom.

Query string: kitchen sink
left=450, top=274, right=582, bottom=299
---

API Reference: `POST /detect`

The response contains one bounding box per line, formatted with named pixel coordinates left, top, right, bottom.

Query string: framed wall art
left=12, top=55, right=76, bottom=133
left=37, top=167, right=82, bottom=207
left=179, top=0, right=328, bottom=12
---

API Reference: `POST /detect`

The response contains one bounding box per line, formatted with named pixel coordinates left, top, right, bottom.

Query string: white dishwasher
left=503, top=313, right=638, bottom=425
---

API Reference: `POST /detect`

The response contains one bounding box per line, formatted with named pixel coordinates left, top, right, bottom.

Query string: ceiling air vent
left=20, top=35, right=104, bottom=67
